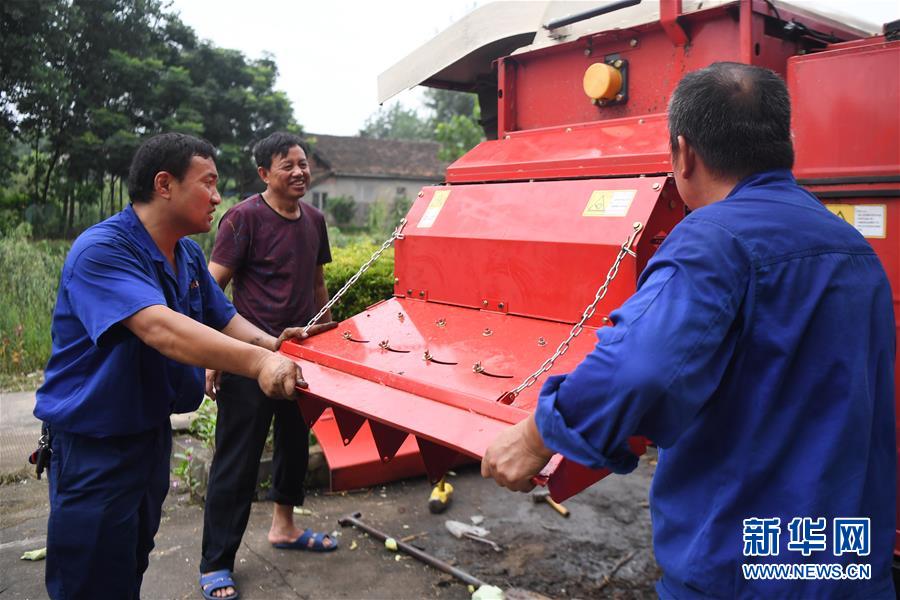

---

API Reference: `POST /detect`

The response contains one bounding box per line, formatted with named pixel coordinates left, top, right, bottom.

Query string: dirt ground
left=0, top=450, right=658, bottom=599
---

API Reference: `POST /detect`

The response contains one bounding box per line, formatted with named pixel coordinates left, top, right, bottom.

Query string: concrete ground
left=0, top=389, right=658, bottom=599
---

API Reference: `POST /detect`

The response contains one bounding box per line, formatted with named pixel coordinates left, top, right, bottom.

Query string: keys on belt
left=28, top=423, right=51, bottom=480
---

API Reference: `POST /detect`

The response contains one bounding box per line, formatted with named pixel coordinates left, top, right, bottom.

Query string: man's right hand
left=205, top=369, right=222, bottom=400
left=256, top=353, right=307, bottom=400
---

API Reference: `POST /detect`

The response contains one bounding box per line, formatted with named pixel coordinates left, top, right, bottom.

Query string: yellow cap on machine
left=583, top=63, right=623, bottom=101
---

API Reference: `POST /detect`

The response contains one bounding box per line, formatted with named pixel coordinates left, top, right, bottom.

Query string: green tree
left=359, top=104, right=432, bottom=141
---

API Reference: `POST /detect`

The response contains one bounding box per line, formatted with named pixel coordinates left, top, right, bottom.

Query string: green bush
left=327, top=195, right=356, bottom=227
left=324, top=241, right=395, bottom=322
left=0, top=224, right=70, bottom=376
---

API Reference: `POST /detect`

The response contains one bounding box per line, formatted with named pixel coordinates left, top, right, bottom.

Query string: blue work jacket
left=536, top=170, right=896, bottom=598
left=35, top=205, right=236, bottom=437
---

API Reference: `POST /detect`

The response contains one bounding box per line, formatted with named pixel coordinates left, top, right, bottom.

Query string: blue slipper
left=199, top=569, right=239, bottom=600
left=272, top=528, right=338, bottom=552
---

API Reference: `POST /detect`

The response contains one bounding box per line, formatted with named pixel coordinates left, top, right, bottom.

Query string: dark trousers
left=45, top=423, right=171, bottom=600
left=200, top=373, right=309, bottom=573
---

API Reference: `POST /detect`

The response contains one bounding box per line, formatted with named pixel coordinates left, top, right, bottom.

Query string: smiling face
left=168, top=155, right=221, bottom=235
left=258, top=145, right=310, bottom=201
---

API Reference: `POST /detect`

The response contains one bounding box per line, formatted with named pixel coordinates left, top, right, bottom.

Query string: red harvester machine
left=280, top=0, right=900, bottom=572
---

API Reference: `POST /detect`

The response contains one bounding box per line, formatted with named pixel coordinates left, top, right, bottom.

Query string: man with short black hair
left=481, top=62, right=896, bottom=598
left=35, top=132, right=314, bottom=599
left=199, top=131, right=336, bottom=600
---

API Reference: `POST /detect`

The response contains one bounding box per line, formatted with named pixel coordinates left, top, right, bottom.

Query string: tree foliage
left=0, top=0, right=300, bottom=238
left=358, top=88, right=485, bottom=160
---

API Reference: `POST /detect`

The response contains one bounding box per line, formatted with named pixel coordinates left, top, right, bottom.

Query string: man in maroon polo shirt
left=199, top=132, right=336, bottom=600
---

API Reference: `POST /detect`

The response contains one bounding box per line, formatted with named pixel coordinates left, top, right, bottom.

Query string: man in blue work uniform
left=481, top=62, right=896, bottom=598
left=34, top=133, right=318, bottom=599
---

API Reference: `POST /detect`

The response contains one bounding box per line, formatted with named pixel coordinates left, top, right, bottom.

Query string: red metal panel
left=394, top=177, right=681, bottom=327
left=311, top=413, right=429, bottom=491
left=447, top=115, right=671, bottom=183
left=789, top=38, right=900, bottom=180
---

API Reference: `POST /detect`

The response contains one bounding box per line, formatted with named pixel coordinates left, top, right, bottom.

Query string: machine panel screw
left=482, top=300, right=489, bottom=307
left=418, top=191, right=424, bottom=197
left=584, top=48, right=591, bottom=56
left=538, top=337, right=547, bottom=346
left=498, top=302, right=505, bottom=310
left=482, top=328, right=493, bottom=337
left=629, top=38, right=638, bottom=47
left=419, top=290, right=425, bottom=298
left=407, top=289, right=413, bottom=295
left=394, top=277, right=399, bottom=284
left=614, top=93, right=624, bottom=102
left=613, top=59, right=623, bottom=68
left=652, top=182, right=661, bottom=191
left=602, top=317, right=611, bottom=324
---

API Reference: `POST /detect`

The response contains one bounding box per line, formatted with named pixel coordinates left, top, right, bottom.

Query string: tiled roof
left=305, top=134, right=448, bottom=181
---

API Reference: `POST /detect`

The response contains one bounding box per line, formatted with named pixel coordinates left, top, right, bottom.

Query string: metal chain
left=303, top=218, right=408, bottom=334
left=508, top=221, right=643, bottom=398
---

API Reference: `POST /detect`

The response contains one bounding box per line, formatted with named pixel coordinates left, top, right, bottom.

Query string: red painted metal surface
left=789, top=36, right=900, bottom=556
left=393, top=177, right=682, bottom=326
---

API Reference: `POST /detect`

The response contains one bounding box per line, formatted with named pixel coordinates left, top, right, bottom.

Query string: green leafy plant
left=327, top=195, right=357, bottom=227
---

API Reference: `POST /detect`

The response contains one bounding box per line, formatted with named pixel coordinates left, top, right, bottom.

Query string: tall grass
left=0, top=220, right=396, bottom=380
left=0, top=223, right=70, bottom=376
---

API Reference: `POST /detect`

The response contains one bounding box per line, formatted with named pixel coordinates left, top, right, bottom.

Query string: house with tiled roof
left=304, top=134, right=449, bottom=225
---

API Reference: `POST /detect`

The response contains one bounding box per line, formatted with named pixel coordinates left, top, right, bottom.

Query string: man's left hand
left=481, top=415, right=555, bottom=493
left=274, top=321, right=339, bottom=350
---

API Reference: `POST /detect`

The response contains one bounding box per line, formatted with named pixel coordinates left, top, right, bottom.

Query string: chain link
left=508, top=222, right=643, bottom=398
left=303, top=218, right=408, bottom=334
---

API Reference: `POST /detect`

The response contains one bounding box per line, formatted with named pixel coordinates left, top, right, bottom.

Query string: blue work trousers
left=45, top=422, right=171, bottom=599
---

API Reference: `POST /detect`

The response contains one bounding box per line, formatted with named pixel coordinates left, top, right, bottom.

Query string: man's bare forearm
left=123, top=305, right=272, bottom=378
left=220, top=313, right=278, bottom=351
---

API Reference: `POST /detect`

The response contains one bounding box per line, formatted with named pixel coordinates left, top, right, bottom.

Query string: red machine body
left=281, top=0, right=899, bottom=557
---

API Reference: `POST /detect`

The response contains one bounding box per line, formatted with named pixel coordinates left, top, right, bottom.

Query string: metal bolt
left=482, top=300, right=489, bottom=307
left=638, top=118, right=645, bottom=125
left=482, top=328, right=492, bottom=337
left=629, top=38, right=638, bottom=47
left=583, top=48, right=591, bottom=56
left=406, top=289, right=413, bottom=295
left=537, top=337, right=547, bottom=347
left=613, top=59, right=623, bottom=69
left=615, top=93, right=624, bottom=102
left=394, top=277, right=399, bottom=284
left=592, top=98, right=600, bottom=106
left=397, top=312, right=405, bottom=322
left=602, top=317, right=611, bottom=324
left=652, top=182, right=661, bottom=191
left=565, top=127, right=572, bottom=132
left=504, top=135, right=511, bottom=140
left=417, top=191, right=424, bottom=197
left=498, top=302, right=505, bottom=310
left=419, top=290, right=425, bottom=298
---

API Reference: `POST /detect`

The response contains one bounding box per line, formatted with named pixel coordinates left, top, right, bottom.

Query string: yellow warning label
left=417, top=190, right=449, bottom=228
left=825, top=203, right=886, bottom=239
left=583, top=189, right=636, bottom=217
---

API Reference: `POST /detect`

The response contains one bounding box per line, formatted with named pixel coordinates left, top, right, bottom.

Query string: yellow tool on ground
left=428, top=477, right=453, bottom=514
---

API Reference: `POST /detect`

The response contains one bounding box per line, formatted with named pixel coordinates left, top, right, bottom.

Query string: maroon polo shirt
left=210, top=194, right=331, bottom=336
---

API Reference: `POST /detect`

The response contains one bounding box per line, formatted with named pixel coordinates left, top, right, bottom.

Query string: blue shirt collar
left=726, top=169, right=796, bottom=199
left=121, top=204, right=182, bottom=285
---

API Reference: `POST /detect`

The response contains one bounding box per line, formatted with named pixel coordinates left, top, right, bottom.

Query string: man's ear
left=257, top=165, right=269, bottom=185
left=675, top=135, right=696, bottom=180
left=153, top=171, right=174, bottom=199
